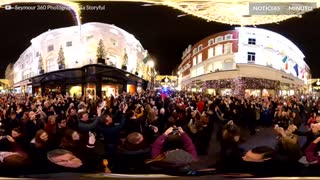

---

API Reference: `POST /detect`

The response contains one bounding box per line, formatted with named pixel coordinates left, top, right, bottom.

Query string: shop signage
left=102, top=77, right=118, bottom=82
left=281, top=75, right=294, bottom=81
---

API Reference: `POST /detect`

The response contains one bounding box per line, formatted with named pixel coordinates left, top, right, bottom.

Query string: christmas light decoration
left=111, top=0, right=320, bottom=25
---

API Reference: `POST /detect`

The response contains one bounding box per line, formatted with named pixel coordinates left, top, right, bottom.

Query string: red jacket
left=197, top=101, right=205, bottom=113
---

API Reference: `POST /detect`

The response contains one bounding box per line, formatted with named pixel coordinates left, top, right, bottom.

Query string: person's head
left=56, top=115, right=67, bottom=128
left=242, top=146, right=274, bottom=162
left=127, top=132, right=144, bottom=145
left=47, top=149, right=82, bottom=168
left=48, top=115, right=56, bottom=125
left=3, top=153, right=30, bottom=169
left=147, top=109, right=157, bottom=124
left=28, top=111, right=36, bottom=120
left=101, top=113, right=113, bottom=126
left=11, top=128, right=22, bottom=138
left=10, top=112, right=16, bottom=120
left=160, top=108, right=165, bottom=115
left=69, top=107, right=77, bottom=116
left=35, top=129, right=48, bottom=143
left=222, top=121, right=240, bottom=142
left=79, top=112, right=89, bottom=122
left=311, top=123, right=320, bottom=134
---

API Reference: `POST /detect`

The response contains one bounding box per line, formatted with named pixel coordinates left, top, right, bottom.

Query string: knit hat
left=163, top=149, right=194, bottom=165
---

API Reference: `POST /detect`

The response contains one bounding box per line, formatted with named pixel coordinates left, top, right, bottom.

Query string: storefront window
left=69, top=85, right=82, bottom=98
left=127, top=85, right=136, bottom=94
left=102, top=85, right=118, bottom=98
left=85, top=84, right=96, bottom=99
left=245, top=89, right=261, bottom=97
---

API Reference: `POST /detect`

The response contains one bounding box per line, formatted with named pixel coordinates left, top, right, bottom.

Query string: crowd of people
left=0, top=90, right=320, bottom=177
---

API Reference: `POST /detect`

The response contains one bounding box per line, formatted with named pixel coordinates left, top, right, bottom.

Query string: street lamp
left=148, top=60, right=155, bottom=90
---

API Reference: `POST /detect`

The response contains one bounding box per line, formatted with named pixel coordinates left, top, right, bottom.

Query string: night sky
left=0, top=1, right=319, bottom=78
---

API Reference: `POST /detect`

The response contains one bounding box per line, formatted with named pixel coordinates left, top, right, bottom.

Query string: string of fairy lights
left=1, top=0, right=320, bottom=25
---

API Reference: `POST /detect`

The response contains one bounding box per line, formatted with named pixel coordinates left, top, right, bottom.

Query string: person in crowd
left=115, top=132, right=151, bottom=173
left=147, top=126, right=198, bottom=174
left=96, top=104, right=128, bottom=164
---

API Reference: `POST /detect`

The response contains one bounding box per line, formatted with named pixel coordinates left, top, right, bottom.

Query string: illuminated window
left=191, top=69, right=196, bottom=77
left=197, top=53, right=202, bottom=63
left=216, top=36, right=223, bottom=43
left=215, top=44, right=223, bottom=56
left=47, top=45, right=54, bottom=52
left=197, top=66, right=204, bottom=76
left=198, top=45, right=203, bottom=51
left=208, top=39, right=214, bottom=46
left=247, top=52, right=256, bottom=63
left=208, top=48, right=214, bottom=58
left=193, top=48, right=198, bottom=55
left=66, top=41, right=72, bottom=47
left=225, top=34, right=232, bottom=40
left=248, top=38, right=256, bottom=45
left=224, top=43, right=232, bottom=54
left=193, top=57, right=197, bottom=66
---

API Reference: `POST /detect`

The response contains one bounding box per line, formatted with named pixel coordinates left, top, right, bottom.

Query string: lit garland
left=2, top=0, right=319, bottom=26
left=110, top=0, right=320, bottom=25
left=199, top=77, right=281, bottom=96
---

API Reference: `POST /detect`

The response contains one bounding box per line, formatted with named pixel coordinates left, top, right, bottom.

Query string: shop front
left=30, top=64, right=147, bottom=99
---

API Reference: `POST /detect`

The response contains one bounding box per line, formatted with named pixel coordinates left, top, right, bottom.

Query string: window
left=214, top=62, right=222, bottom=71
left=193, top=48, right=198, bottom=55
left=208, top=48, right=214, bottom=58
left=191, top=69, right=196, bottom=77
left=224, top=43, right=232, bottom=54
left=247, top=52, right=256, bottom=63
left=197, top=66, right=204, bottom=76
left=225, top=34, right=232, bottom=40
left=215, top=36, right=223, bottom=43
left=223, top=59, right=234, bottom=70
left=48, top=45, right=54, bottom=52
left=66, top=41, right=72, bottom=47
left=248, top=38, right=256, bottom=45
left=208, top=39, right=214, bottom=46
left=193, top=57, right=197, bottom=66
left=197, top=53, right=202, bottom=63
left=206, top=64, right=213, bottom=73
left=215, top=44, right=223, bottom=56
left=198, top=45, right=203, bottom=51
left=110, top=39, right=118, bottom=46
left=47, top=58, right=57, bottom=72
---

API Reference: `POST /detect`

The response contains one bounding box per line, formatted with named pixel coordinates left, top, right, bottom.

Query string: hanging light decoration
left=111, top=0, right=320, bottom=25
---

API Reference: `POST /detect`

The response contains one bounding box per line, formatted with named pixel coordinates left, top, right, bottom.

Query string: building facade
left=12, top=22, right=149, bottom=97
left=178, top=27, right=310, bottom=97
left=5, top=63, right=14, bottom=89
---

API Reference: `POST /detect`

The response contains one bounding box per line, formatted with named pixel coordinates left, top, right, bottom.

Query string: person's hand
left=88, top=131, right=96, bottom=145
left=153, top=126, right=159, bottom=133
left=178, top=127, right=185, bottom=134
left=122, top=104, right=128, bottom=113
left=6, top=136, right=15, bottom=143
left=164, top=127, right=174, bottom=135
left=313, top=136, right=320, bottom=144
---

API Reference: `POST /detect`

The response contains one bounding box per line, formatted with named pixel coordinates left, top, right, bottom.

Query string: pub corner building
left=8, top=22, right=151, bottom=98
left=177, top=27, right=312, bottom=97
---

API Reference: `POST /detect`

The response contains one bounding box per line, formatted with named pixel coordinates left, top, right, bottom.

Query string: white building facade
left=178, top=27, right=310, bottom=97
left=13, top=22, right=148, bottom=94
